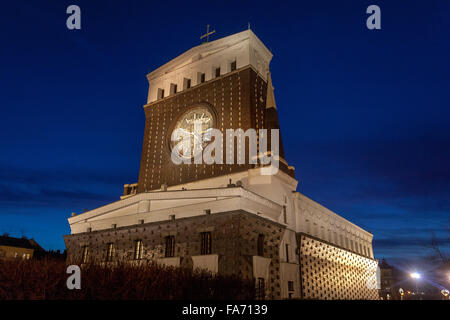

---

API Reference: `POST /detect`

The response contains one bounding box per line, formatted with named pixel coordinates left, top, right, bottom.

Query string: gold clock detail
left=169, top=105, right=215, bottom=159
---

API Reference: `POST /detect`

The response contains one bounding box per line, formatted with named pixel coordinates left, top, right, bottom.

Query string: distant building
left=379, top=259, right=395, bottom=299
left=0, top=234, right=43, bottom=260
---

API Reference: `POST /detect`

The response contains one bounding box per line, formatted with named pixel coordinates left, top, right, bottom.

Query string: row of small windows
left=7, top=252, right=31, bottom=259
left=81, top=232, right=213, bottom=263
left=156, top=60, right=237, bottom=100
left=81, top=231, right=270, bottom=263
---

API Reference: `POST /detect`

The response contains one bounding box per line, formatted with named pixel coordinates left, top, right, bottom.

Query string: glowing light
left=410, top=272, right=421, bottom=279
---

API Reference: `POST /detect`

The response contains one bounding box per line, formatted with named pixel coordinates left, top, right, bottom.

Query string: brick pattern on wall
left=64, top=210, right=285, bottom=299
left=298, top=234, right=379, bottom=300
left=136, top=67, right=292, bottom=193
left=237, top=213, right=285, bottom=299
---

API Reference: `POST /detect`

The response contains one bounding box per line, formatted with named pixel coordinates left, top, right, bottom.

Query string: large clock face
left=169, top=105, right=215, bottom=159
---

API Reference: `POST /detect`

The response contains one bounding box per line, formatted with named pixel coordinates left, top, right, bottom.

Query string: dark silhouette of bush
left=0, top=258, right=255, bottom=300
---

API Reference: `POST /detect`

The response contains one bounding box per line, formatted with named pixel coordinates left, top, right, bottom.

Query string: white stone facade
left=146, top=30, right=272, bottom=104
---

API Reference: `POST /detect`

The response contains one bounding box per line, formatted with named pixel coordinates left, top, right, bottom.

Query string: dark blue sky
left=1, top=1, right=449, bottom=268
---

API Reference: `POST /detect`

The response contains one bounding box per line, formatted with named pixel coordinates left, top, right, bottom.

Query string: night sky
left=1, top=1, right=449, bottom=269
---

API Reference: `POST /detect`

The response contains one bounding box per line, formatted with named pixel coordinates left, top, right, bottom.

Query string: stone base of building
left=65, top=210, right=379, bottom=300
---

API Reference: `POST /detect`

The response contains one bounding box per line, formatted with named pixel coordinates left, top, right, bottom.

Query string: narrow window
left=158, top=88, right=165, bottom=99
left=170, top=83, right=177, bottom=95
left=288, top=281, right=294, bottom=292
left=183, top=78, right=191, bottom=90
left=82, top=246, right=89, bottom=264
left=257, top=234, right=264, bottom=256
left=165, top=236, right=175, bottom=257
left=283, top=205, right=287, bottom=224
left=215, top=67, right=220, bottom=78
left=197, top=72, right=205, bottom=84
left=230, top=60, right=236, bottom=71
left=200, top=232, right=212, bottom=255
left=106, top=243, right=114, bottom=262
left=285, top=244, right=289, bottom=263
left=134, top=240, right=143, bottom=260
left=256, top=278, right=265, bottom=300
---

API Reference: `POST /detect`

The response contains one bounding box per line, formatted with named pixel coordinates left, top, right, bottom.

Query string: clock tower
left=134, top=29, right=295, bottom=194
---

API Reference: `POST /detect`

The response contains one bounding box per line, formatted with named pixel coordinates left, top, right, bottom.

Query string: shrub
left=0, top=258, right=255, bottom=300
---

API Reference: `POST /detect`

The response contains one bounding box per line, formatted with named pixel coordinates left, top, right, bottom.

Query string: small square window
left=158, top=88, right=165, bottom=99
left=165, top=236, right=175, bottom=257
left=200, top=232, right=212, bottom=255
left=288, top=281, right=294, bottom=292
left=230, top=60, right=236, bottom=71
left=170, top=83, right=177, bottom=95
left=106, top=243, right=114, bottom=262
left=134, top=240, right=143, bottom=260
left=183, top=78, right=191, bottom=90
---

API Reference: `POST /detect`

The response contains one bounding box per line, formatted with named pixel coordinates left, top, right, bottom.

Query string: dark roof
left=378, top=259, right=393, bottom=269
left=0, top=235, right=40, bottom=250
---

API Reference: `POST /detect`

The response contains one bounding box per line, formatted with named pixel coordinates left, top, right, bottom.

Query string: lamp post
left=410, top=272, right=421, bottom=300
left=441, top=289, right=449, bottom=300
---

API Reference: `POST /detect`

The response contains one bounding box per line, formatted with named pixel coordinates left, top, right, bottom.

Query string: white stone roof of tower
left=145, top=29, right=274, bottom=104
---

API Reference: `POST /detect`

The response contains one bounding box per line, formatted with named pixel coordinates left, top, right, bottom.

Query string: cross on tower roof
left=200, top=24, right=216, bottom=43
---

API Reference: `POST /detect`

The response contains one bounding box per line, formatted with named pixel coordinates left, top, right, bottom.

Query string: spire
left=266, top=72, right=277, bottom=110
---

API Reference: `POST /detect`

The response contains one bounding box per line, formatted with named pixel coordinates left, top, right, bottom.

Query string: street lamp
left=410, top=272, right=421, bottom=279
left=410, top=272, right=421, bottom=299
left=441, top=289, right=449, bottom=300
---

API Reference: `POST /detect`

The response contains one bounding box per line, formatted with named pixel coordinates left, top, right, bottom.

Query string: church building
left=64, top=29, right=379, bottom=300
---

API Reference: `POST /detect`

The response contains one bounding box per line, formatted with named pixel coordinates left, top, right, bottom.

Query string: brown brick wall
left=136, top=67, right=292, bottom=193
left=64, top=210, right=285, bottom=298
